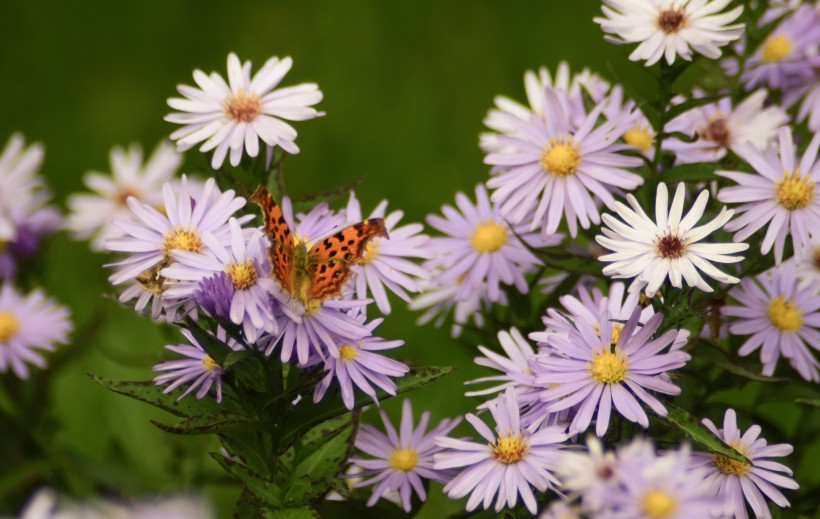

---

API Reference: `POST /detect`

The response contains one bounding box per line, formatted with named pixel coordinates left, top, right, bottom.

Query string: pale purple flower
left=344, top=192, right=431, bottom=314
left=722, top=262, right=820, bottom=381
left=464, top=327, right=536, bottom=400
left=795, top=236, right=820, bottom=292
left=536, top=307, right=689, bottom=436
left=485, top=86, right=644, bottom=238
left=409, top=277, right=499, bottom=338
left=0, top=285, right=71, bottom=380
left=313, top=317, right=408, bottom=409
left=539, top=501, right=582, bottom=519
left=434, top=388, right=567, bottom=514
left=0, top=203, right=61, bottom=280
left=717, top=127, right=820, bottom=265
left=194, top=272, right=235, bottom=323
left=0, top=133, right=45, bottom=224
left=351, top=399, right=461, bottom=513
left=692, top=408, right=798, bottom=519
left=604, top=84, right=656, bottom=159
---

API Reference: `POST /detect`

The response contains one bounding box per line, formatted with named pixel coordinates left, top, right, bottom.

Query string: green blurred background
left=0, top=1, right=662, bottom=516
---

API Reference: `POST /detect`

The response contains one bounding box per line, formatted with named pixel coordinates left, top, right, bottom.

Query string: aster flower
left=536, top=307, right=689, bottom=436
left=434, top=388, right=566, bottom=514
left=539, top=501, right=582, bottom=519
left=484, top=86, right=644, bottom=238
left=664, top=90, right=788, bottom=165
left=313, top=318, right=409, bottom=409
left=424, top=184, right=560, bottom=303
left=66, top=141, right=181, bottom=251
left=795, top=236, right=820, bottom=292
left=464, top=327, right=536, bottom=399
left=153, top=327, right=240, bottom=403
left=0, top=285, right=71, bottom=380
left=0, top=202, right=61, bottom=280
left=722, top=262, right=820, bottom=381
left=604, top=85, right=656, bottom=159
left=556, top=436, right=624, bottom=512
left=166, top=53, right=324, bottom=169
left=0, top=134, right=44, bottom=220
left=717, top=127, right=820, bottom=265
left=344, top=193, right=431, bottom=314
left=350, top=399, right=461, bottom=513
left=408, top=277, right=498, bottom=338
left=597, top=182, right=748, bottom=297
left=692, top=408, right=798, bottom=519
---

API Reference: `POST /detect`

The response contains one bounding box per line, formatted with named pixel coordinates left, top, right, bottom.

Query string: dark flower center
left=656, top=234, right=686, bottom=259
left=657, top=9, right=686, bottom=33
left=700, top=117, right=731, bottom=147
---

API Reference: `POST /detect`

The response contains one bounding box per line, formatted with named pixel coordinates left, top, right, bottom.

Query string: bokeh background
left=0, top=1, right=748, bottom=516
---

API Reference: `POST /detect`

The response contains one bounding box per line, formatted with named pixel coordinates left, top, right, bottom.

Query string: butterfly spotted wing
left=250, top=185, right=294, bottom=295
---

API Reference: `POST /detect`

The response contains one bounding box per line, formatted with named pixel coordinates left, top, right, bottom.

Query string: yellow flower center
left=492, top=433, right=528, bottom=464
left=0, top=312, right=19, bottom=342
left=589, top=348, right=628, bottom=384
left=201, top=355, right=220, bottom=372
left=711, top=452, right=751, bottom=476
left=389, top=448, right=418, bottom=471
left=359, top=239, right=380, bottom=265
left=224, top=88, right=262, bottom=122
left=766, top=295, right=804, bottom=332
left=641, top=490, right=678, bottom=518
left=775, top=171, right=814, bottom=211
left=762, top=34, right=792, bottom=62
left=227, top=260, right=257, bottom=290
left=657, top=8, right=687, bottom=33
left=115, top=186, right=140, bottom=207
left=623, top=126, right=654, bottom=150
left=539, top=138, right=581, bottom=177
left=471, top=220, right=507, bottom=253
left=338, top=344, right=359, bottom=361
left=162, top=226, right=203, bottom=253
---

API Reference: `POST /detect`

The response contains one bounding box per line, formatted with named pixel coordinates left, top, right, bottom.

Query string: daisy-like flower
left=484, top=86, right=644, bottom=238
left=0, top=134, right=44, bottom=221
left=795, top=236, right=820, bottom=292
left=409, top=277, right=499, bottom=338
left=166, top=53, right=324, bottom=169
left=434, top=388, right=566, bottom=514
left=424, top=184, right=561, bottom=303
left=597, top=182, right=748, bottom=297
left=464, top=327, right=536, bottom=399
left=0, top=285, right=71, bottom=379
left=664, top=90, right=788, bottom=165
left=536, top=308, right=689, bottom=436
left=604, top=84, right=656, bottom=159
left=153, top=327, right=240, bottom=403
left=594, top=0, right=744, bottom=66
left=312, top=318, right=409, bottom=409
left=717, top=127, right=820, bottom=265
left=692, top=408, right=798, bottom=519
left=344, top=193, right=431, bottom=314
left=539, top=501, right=582, bottom=519
left=66, top=141, right=181, bottom=251
left=722, top=262, right=820, bottom=381
left=350, top=399, right=461, bottom=513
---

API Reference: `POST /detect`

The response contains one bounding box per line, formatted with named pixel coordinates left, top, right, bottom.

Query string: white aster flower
left=596, top=182, right=748, bottom=297
left=594, top=0, right=745, bottom=66
left=166, top=53, right=324, bottom=169
left=795, top=236, right=820, bottom=293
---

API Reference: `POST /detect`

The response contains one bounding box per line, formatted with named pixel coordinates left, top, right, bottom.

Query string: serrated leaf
left=659, top=402, right=749, bottom=464
left=89, top=374, right=227, bottom=418
left=211, top=452, right=283, bottom=507
left=151, top=411, right=264, bottom=435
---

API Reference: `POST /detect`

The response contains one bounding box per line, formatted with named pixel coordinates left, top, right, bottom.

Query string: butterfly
left=251, top=185, right=388, bottom=309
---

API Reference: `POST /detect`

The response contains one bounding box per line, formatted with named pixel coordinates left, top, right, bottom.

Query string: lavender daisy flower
left=166, top=53, right=324, bottom=169
left=485, top=86, right=644, bottom=238
left=664, top=90, right=787, bottom=165
left=536, top=307, right=689, bottom=436
left=153, top=327, right=240, bottom=403
left=717, top=127, right=820, bottom=265
left=465, top=327, right=536, bottom=399
left=0, top=134, right=45, bottom=220
left=344, top=193, right=431, bottom=314
left=795, top=236, right=820, bottom=292
left=424, top=184, right=561, bottom=303
left=722, top=262, right=820, bottom=381
left=350, top=399, right=461, bottom=513
left=539, top=501, right=582, bottom=519
left=604, top=84, right=656, bottom=159
left=692, top=408, right=798, bottom=519
left=194, top=272, right=236, bottom=323
left=409, top=277, right=498, bottom=338
left=0, top=202, right=61, bottom=280
left=597, top=182, right=748, bottom=297
left=313, top=317, right=409, bottom=409
left=0, top=285, right=71, bottom=379
left=434, top=388, right=566, bottom=514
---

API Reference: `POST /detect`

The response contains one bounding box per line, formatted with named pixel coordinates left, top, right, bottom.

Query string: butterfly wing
left=250, top=185, right=295, bottom=295
left=307, top=219, right=388, bottom=301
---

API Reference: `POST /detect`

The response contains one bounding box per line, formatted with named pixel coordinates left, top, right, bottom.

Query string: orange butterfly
left=251, top=185, right=388, bottom=310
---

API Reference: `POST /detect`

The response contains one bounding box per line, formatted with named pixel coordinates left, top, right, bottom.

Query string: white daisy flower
left=66, top=141, right=181, bottom=251
left=795, top=236, right=820, bottom=293
left=166, top=53, right=324, bottom=169
left=596, top=182, right=749, bottom=297
left=594, top=0, right=745, bottom=66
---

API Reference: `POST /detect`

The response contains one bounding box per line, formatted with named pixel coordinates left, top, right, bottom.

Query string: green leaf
left=659, top=402, right=749, bottom=464
left=151, top=411, right=264, bottom=435
left=211, top=452, right=283, bottom=507
left=293, top=419, right=356, bottom=485
left=89, top=375, right=227, bottom=418
left=664, top=95, right=719, bottom=121
left=662, top=162, right=721, bottom=182
left=263, top=507, right=320, bottom=519
left=795, top=398, right=820, bottom=408
left=696, top=340, right=788, bottom=383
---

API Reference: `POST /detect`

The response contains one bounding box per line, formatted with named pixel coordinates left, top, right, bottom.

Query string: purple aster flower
left=465, top=327, right=537, bottom=400
left=0, top=204, right=61, bottom=280
left=795, top=236, right=820, bottom=292
left=153, top=327, right=240, bottom=403
left=722, top=262, right=820, bottom=381
left=604, top=84, right=656, bottom=160
left=409, top=277, right=499, bottom=338
left=536, top=307, right=689, bottom=437
left=424, top=184, right=561, bottom=303
left=691, top=408, right=798, bottom=519
left=0, top=284, right=71, bottom=379
left=194, top=272, right=236, bottom=323
left=350, top=399, right=461, bottom=513
left=539, top=501, right=582, bottom=519
left=344, top=192, right=431, bottom=314
left=434, top=387, right=567, bottom=515
left=717, top=127, right=820, bottom=265
left=485, top=86, right=644, bottom=238
left=312, top=317, right=408, bottom=409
